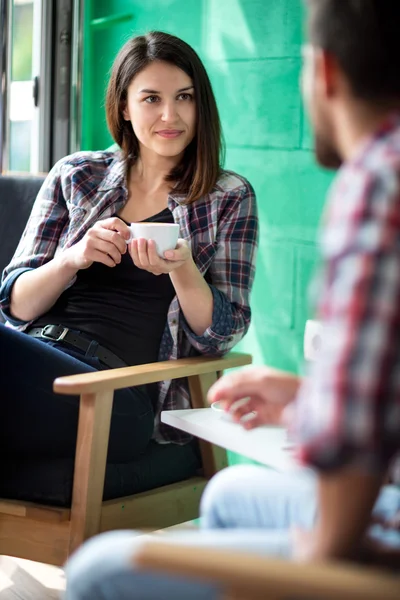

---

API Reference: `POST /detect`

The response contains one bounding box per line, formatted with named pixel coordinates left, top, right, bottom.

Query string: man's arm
left=313, top=469, right=383, bottom=560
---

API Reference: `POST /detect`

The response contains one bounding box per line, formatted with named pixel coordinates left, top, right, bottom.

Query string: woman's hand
left=208, top=366, right=301, bottom=429
left=64, top=217, right=131, bottom=271
left=128, top=238, right=191, bottom=275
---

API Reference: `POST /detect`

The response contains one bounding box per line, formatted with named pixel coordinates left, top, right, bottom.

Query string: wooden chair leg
left=188, top=372, right=228, bottom=479
left=68, top=391, right=114, bottom=555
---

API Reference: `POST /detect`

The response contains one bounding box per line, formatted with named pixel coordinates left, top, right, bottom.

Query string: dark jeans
left=0, top=323, right=154, bottom=463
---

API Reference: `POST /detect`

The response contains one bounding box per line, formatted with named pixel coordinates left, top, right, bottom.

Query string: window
left=9, top=0, right=34, bottom=172
left=1, top=0, right=77, bottom=173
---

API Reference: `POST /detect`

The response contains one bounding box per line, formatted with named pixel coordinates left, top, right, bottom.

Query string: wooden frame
left=136, top=542, right=400, bottom=600
left=0, top=352, right=252, bottom=566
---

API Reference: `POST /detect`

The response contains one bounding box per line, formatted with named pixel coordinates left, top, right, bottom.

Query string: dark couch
left=0, top=174, right=200, bottom=506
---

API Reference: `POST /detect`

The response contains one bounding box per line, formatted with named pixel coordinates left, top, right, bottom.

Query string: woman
left=0, top=31, right=258, bottom=467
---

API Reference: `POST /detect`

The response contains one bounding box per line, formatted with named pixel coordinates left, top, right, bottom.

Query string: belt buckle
left=42, top=325, right=69, bottom=342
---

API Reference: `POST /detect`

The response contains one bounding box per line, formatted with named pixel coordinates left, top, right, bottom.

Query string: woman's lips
left=156, top=130, right=183, bottom=138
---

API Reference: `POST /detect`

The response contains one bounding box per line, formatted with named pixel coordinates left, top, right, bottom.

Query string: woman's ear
left=121, top=102, right=130, bottom=121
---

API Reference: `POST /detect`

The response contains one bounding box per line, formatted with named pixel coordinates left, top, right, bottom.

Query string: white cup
left=211, top=400, right=233, bottom=421
left=211, top=399, right=256, bottom=423
left=128, top=222, right=179, bottom=258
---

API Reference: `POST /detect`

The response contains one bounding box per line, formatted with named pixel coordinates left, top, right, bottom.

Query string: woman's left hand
left=128, top=238, right=192, bottom=275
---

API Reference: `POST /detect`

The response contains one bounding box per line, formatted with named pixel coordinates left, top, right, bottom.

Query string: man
left=65, top=1, right=400, bottom=597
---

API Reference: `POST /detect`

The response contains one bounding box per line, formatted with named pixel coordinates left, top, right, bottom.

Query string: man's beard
left=314, top=132, right=342, bottom=170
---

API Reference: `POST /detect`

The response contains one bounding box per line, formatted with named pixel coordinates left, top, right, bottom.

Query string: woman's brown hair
left=106, top=31, right=224, bottom=203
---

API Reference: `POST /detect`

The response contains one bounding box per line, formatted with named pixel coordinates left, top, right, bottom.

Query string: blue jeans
left=64, top=466, right=400, bottom=599
left=0, top=323, right=154, bottom=462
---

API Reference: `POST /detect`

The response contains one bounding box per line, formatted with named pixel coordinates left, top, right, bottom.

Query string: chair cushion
left=0, top=175, right=45, bottom=273
left=0, top=175, right=45, bottom=322
left=0, top=440, right=201, bottom=507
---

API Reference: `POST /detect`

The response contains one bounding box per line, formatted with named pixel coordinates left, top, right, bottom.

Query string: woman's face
left=123, top=60, right=196, bottom=161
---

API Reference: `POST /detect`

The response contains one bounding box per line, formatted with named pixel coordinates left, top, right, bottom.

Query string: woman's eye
left=177, top=93, right=193, bottom=101
left=144, top=95, right=159, bottom=104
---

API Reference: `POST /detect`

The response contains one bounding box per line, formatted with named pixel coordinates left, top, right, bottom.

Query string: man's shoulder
left=334, top=126, right=400, bottom=205
left=362, top=122, right=400, bottom=189
left=324, top=128, right=400, bottom=257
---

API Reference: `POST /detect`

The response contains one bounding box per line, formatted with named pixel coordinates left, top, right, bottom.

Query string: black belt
left=26, top=325, right=127, bottom=369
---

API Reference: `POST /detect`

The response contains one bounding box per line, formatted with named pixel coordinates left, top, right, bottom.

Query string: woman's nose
left=161, top=102, right=178, bottom=122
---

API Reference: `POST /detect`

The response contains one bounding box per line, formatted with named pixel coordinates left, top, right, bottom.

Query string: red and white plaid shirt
left=295, top=115, right=400, bottom=476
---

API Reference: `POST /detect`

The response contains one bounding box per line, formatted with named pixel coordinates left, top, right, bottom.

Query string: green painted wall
left=81, top=0, right=333, bottom=464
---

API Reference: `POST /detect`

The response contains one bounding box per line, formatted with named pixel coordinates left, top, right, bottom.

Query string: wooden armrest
left=135, top=543, right=400, bottom=600
left=53, top=352, right=251, bottom=395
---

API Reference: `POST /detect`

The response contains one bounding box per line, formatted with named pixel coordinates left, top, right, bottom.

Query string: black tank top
left=33, top=208, right=176, bottom=367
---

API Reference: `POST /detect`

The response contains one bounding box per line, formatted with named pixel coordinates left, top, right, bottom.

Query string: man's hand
left=207, top=366, right=301, bottom=429
left=293, top=517, right=400, bottom=568
left=370, top=510, right=400, bottom=531
left=362, top=534, right=400, bottom=569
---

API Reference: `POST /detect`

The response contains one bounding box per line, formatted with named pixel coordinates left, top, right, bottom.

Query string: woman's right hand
left=64, top=217, right=131, bottom=270
left=9, top=217, right=131, bottom=322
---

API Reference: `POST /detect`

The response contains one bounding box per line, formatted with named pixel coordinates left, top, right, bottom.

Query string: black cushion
left=0, top=175, right=45, bottom=275
left=0, top=175, right=200, bottom=505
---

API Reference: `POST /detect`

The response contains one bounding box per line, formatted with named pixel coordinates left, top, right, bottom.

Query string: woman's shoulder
left=207, top=170, right=256, bottom=214
left=51, top=149, right=125, bottom=184
left=213, top=169, right=255, bottom=198
left=197, top=170, right=257, bottom=224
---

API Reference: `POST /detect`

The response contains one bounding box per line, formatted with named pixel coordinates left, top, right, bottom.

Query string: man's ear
left=315, top=49, right=340, bottom=99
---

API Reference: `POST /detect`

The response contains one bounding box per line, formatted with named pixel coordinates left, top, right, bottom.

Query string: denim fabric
left=65, top=467, right=400, bottom=600
left=0, top=323, right=154, bottom=463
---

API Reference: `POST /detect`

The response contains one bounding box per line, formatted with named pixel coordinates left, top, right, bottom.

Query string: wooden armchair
left=0, top=352, right=251, bottom=566
left=136, top=542, right=400, bottom=600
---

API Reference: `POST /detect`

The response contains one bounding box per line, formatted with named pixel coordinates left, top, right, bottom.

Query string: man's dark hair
left=307, top=1, right=400, bottom=103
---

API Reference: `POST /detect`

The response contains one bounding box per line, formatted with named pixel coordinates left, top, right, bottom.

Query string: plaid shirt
left=294, top=116, right=400, bottom=475
left=0, top=151, right=258, bottom=444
